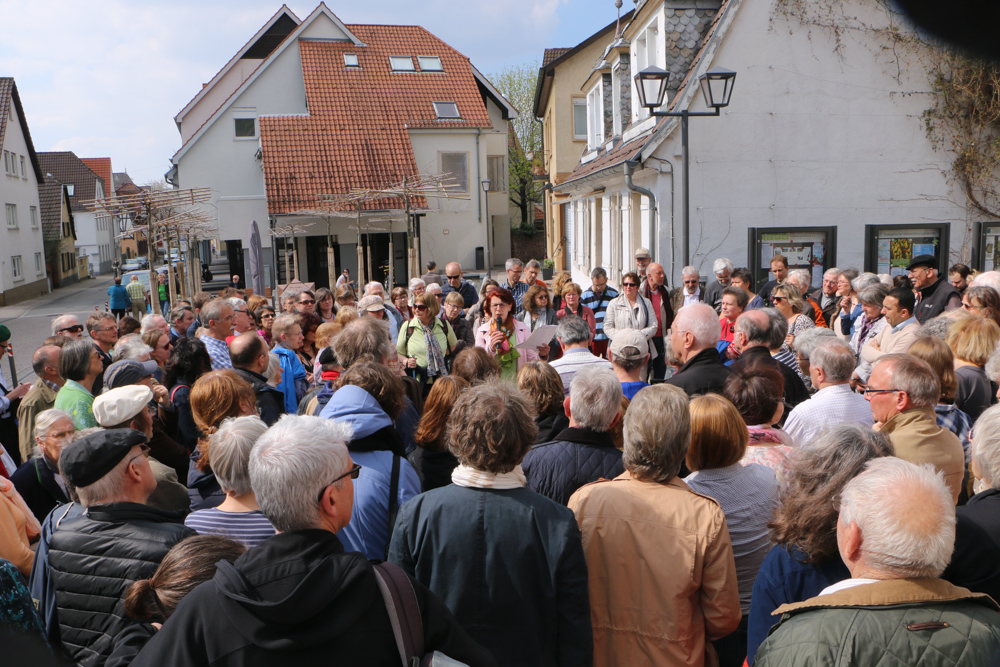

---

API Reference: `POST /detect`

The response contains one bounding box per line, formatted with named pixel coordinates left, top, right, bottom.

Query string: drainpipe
left=624, top=159, right=657, bottom=263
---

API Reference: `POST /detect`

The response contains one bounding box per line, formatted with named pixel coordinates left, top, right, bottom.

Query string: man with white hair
left=786, top=270, right=827, bottom=327
left=550, top=315, right=612, bottom=394
left=51, top=315, right=83, bottom=339
left=972, top=270, right=1000, bottom=295
left=139, top=313, right=169, bottom=335
left=669, top=265, right=703, bottom=312
left=867, top=354, right=965, bottom=502
left=441, top=261, right=478, bottom=308
left=665, top=303, right=730, bottom=396
left=523, top=366, right=625, bottom=505
left=702, top=257, right=734, bottom=314
left=634, top=247, right=651, bottom=277
left=130, top=414, right=493, bottom=666
left=228, top=297, right=254, bottom=338
left=783, top=339, right=873, bottom=445
left=755, top=457, right=1000, bottom=666
left=811, top=267, right=841, bottom=328
left=42, top=427, right=194, bottom=665
left=364, top=281, right=404, bottom=332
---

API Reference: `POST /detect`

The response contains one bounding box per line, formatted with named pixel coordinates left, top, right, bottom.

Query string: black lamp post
left=481, top=179, right=491, bottom=275
left=635, top=66, right=736, bottom=267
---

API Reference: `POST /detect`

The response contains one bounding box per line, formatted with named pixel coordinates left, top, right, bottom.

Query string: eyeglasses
left=490, top=302, right=509, bottom=310
left=58, top=325, right=84, bottom=334
left=963, top=302, right=977, bottom=310
left=317, top=463, right=362, bottom=501
left=94, top=326, right=116, bottom=333
left=127, top=444, right=151, bottom=466
left=446, top=275, right=461, bottom=280
left=299, top=299, right=316, bottom=305
left=862, top=387, right=901, bottom=396
left=413, top=304, right=428, bottom=311
left=234, top=309, right=249, bottom=315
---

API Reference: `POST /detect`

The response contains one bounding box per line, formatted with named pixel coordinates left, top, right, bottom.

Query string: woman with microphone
left=474, top=288, right=543, bottom=382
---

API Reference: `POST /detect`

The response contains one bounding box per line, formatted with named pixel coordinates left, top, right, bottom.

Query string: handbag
left=372, top=561, right=469, bottom=667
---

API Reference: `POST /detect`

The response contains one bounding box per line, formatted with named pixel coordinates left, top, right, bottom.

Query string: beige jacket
left=860, top=320, right=920, bottom=366
left=16, top=379, right=58, bottom=462
left=882, top=407, right=965, bottom=503
left=568, top=471, right=741, bottom=667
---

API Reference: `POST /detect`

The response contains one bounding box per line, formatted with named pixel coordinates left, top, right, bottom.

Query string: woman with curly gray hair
left=388, top=379, right=591, bottom=666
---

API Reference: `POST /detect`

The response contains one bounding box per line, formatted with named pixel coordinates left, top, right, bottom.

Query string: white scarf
left=451, top=464, right=527, bottom=489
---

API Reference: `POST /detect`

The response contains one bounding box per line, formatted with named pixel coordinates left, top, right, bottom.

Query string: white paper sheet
left=515, top=324, right=557, bottom=350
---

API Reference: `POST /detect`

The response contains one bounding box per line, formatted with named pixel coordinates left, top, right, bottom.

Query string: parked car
left=121, top=260, right=143, bottom=273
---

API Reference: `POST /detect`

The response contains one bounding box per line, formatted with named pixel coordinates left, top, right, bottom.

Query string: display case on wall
left=978, top=223, right=1000, bottom=272
left=864, top=223, right=951, bottom=276
left=748, top=227, right=838, bottom=291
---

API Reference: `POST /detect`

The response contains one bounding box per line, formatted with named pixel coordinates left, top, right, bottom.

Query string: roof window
left=344, top=53, right=359, bottom=67
left=390, top=56, right=415, bottom=71
left=434, top=102, right=461, bottom=119
left=418, top=56, right=443, bottom=71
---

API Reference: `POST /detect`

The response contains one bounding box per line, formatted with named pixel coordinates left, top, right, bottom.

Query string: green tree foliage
left=489, top=61, right=544, bottom=230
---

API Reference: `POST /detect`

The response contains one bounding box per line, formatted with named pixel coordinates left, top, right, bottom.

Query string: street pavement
left=0, top=275, right=115, bottom=386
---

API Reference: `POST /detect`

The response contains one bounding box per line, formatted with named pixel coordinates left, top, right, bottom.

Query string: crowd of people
left=2, top=251, right=1000, bottom=665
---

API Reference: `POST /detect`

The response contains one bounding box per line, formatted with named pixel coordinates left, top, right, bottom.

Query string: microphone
left=495, top=316, right=504, bottom=352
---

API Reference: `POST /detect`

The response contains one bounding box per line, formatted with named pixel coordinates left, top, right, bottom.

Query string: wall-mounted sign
left=865, top=224, right=950, bottom=276
left=749, top=226, right=838, bottom=291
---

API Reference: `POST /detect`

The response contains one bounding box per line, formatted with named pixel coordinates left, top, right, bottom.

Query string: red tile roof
left=260, top=25, right=493, bottom=215
left=543, top=48, right=571, bottom=67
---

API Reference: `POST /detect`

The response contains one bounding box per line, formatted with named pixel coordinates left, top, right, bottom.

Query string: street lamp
left=481, top=179, right=491, bottom=276
left=635, top=65, right=737, bottom=267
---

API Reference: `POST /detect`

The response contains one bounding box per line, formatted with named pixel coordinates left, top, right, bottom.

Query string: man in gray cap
left=906, top=254, right=962, bottom=323
left=41, top=427, right=194, bottom=666
left=634, top=247, right=651, bottom=278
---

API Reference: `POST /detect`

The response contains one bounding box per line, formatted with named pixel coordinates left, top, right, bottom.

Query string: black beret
left=60, top=428, right=148, bottom=488
left=905, top=254, right=938, bottom=271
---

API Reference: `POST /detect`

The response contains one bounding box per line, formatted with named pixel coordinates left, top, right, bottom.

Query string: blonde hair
left=772, top=283, right=804, bottom=314
left=416, top=291, right=440, bottom=318
left=947, top=315, right=1000, bottom=367
left=315, top=322, right=340, bottom=349
left=686, top=394, right=749, bottom=471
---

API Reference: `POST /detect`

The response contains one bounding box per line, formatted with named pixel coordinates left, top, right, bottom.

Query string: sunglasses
left=58, top=325, right=85, bottom=334
left=771, top=296, right=785, bottom=303
left=446, top=275, right=461, bottom=280
left=414, top=304, right=428, bottom=311
left=317, top=463, right=363, bottom=501
left=622, top=282, right=638, bottom=288
left=261, top=313, right=275, bottom=319
left=299, top=299, right=316, bottom=305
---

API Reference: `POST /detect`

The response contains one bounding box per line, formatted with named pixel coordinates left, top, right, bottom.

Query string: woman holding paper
left=603, top=272, right=658, bottom=364
left=474, top=288, right=542, bottom=382
left=517, top=285, right=560, bottom=361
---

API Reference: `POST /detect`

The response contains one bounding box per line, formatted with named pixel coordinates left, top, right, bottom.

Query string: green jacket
left=755, top=578, right=1000, bottom=666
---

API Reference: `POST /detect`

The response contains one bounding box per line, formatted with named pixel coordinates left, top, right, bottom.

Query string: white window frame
left=20, top=155, right=26, bottom=179
left=439, top=152, right=469, bottom=193
left=2, top=151, right=8, bottom=174
left=433, top=102, right=461, bottom=119
left=30, top=205, right=38, bottom=229
left=5, top=203, right=16, bottom=229
left=389, top=56, right=415, bottom=71
left=587, top=83, right=603, bottom=151
left=9, top=153, right=16, bottom=177
left=572, top=98, right=587, bottom=141
left=35, top=252, right=43, bottom=275
left=418, top=56, right=443, bottom=71
left=232, top=108, right=258, bottom=141
left=612, top=63, right=622, bottom=137
left=11, top=255, right=22, bottom=281
left=66, top=184, right=74, bottom=196
left=344, top=53, right=359, bottom=67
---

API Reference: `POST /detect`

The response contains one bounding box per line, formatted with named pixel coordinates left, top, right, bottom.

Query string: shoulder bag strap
left=169, top=384, right=189, bottom=403
left=385, top=454, right=401, bottom=561
left=373, top=561, right=425, bottom=666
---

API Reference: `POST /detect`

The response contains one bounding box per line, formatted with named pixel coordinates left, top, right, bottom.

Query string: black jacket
left=407, top=446, right=459, bottom=492
left=943, top=488, right=1000, bottom=601
left=916, top=277, right=962, bottom=323
left=535, top=411, right=570, bottom=445
left=734, top=346, right=810, bottom=408
left=130, top=530, right=495, bottom=667
left=47, top=502, right=194, bottom=666
left=666, top=346, right=733, bottom=397
left=522, top=427, right=624, bottom=505
left=10, top=457, right=68, bottom=523
left=231, top=367, right=285, bottom=426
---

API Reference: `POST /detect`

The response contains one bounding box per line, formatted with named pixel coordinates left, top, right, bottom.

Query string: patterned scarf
left=422, top=320, right=448, bottom=378
left=490, top=318, right=521, bottom=367
left=856, top=313, right=881, bottom=347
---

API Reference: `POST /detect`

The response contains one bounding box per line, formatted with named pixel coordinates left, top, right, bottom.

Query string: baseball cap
left=634, top=247, right=651, bottom=259
left=357, top=295, right=386, bottom=313
left=609, top=330, right=649, bottom=360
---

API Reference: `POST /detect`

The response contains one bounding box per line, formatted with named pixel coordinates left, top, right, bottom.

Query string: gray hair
left=140, top=314, right=166, bottom=334
left=858, top=284, right=889, bottom=308
left=329, top=317, right=397, bottom=368
left=555, top=315, right=591, bottom=346
left=972, top=405, right=1000, bottom=488
left=712, top=258, right=734, bottom=275
left=200, top=298, right=230, bottom=326
left=674, top=303, right=720, bottom=349
left=916, top=314, right=954, bottom=341
left=735, top=311, right=769, bottom=347
left=808, top=339, right=856, bottom=382
left=874, top=354, right=940, bottom=408
left=786, top=270, right=811, bottom=293
left=590, top=266, right=607, bottom=280
left=426, top=283, right=442, bottom=295
left=112, top=334, right=153, bottom=363
left=681, top=265, right=699, bottom=278
left=365, top=281, right=384, bottom=295
left=987, top=346, right=1000, bottom=384
left=569, top=366, right=623, bottom=432
left=851, top=272, right=881, bottom=293
left=839, top=457, right=955, bottom=578
left=52, top=315, right=79, bottom=335
left=59, top=339, right=95, bottom=382
left=505, top=258, right=524, bottom=271
left=792, top=327, right=836, bottom=360
left=408, top=277, right=425, bottom=290
left=211, top=416, right=268, bottom=496
left=33, top=408, right=74, bottom=458
left=623, top=384, right=690, bottom=482
left=265, top=353, right=281, bottom=386
left=972, top=271, right=1000, bottom=295
left=227, top=297, right=247, bottom=311
left=763, top=308, right=789, bottom=349
left=249, top=414, right=353, bottom=533
left=525, top=259, right=541, bottom=270
left=170, top=304, right=193, bottom=323
left=823, top=267, right=841, bottom=279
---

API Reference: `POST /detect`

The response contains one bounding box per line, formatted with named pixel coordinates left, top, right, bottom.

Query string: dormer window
left=418, top=56, right=443, bottom=71
left=66, top=184, right=75, bottom=196
left=433, top=102, right=460, bottom=119
left=390, top=56, right=415, bottom=71
left=344, top=53, right=359, bottom=67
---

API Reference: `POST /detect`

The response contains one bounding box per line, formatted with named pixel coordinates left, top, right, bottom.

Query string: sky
left=0, top=0, right=624, bottom=185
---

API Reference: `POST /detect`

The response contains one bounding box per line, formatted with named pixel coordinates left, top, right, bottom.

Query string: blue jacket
left=107, top=284, right=130, bottom=309
left=747, top=544, right=850, bottom=665
left=320, top=385, right=420, bottom=560
left=389, top=484, right=592, bottom=667
left=273, top=345, right=307, bottom=414
left=522, top=427, right=624, bottom=505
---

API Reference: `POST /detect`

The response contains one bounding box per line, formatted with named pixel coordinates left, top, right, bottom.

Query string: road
left=0, top=275, right=116, bottom=386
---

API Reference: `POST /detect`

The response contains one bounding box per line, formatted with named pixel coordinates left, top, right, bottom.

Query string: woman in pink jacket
left=475, top=288, right=541, bottom=381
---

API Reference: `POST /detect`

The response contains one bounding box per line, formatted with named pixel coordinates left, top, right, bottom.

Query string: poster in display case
left=980, top=223, right=1000, bottom=271
left=748, top=227, right=838, bottom=291
left=864, top=224, right=951, bottom=277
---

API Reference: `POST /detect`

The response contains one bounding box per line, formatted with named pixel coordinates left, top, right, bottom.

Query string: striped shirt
left=501, top=280, right=530, bottom=313
left=184, top=508, right=276, bottom=547
left=581, top=286, right=619, bottom=341
left=783, top=383, right=875, bottom=447
left=201, top=333, right=233, bottom=370
left=549, top=347, right=613, bottom=395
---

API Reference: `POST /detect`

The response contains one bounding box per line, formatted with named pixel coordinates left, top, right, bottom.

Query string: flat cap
left=60, top=428, right=147, bottom=488
left=357, top=295, right=386, bottom=313
left=93, top=385, right=153, bottom=427
left=905, top=254, right=938, bottom=271
left=105, top=359, right=158, bottom=389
